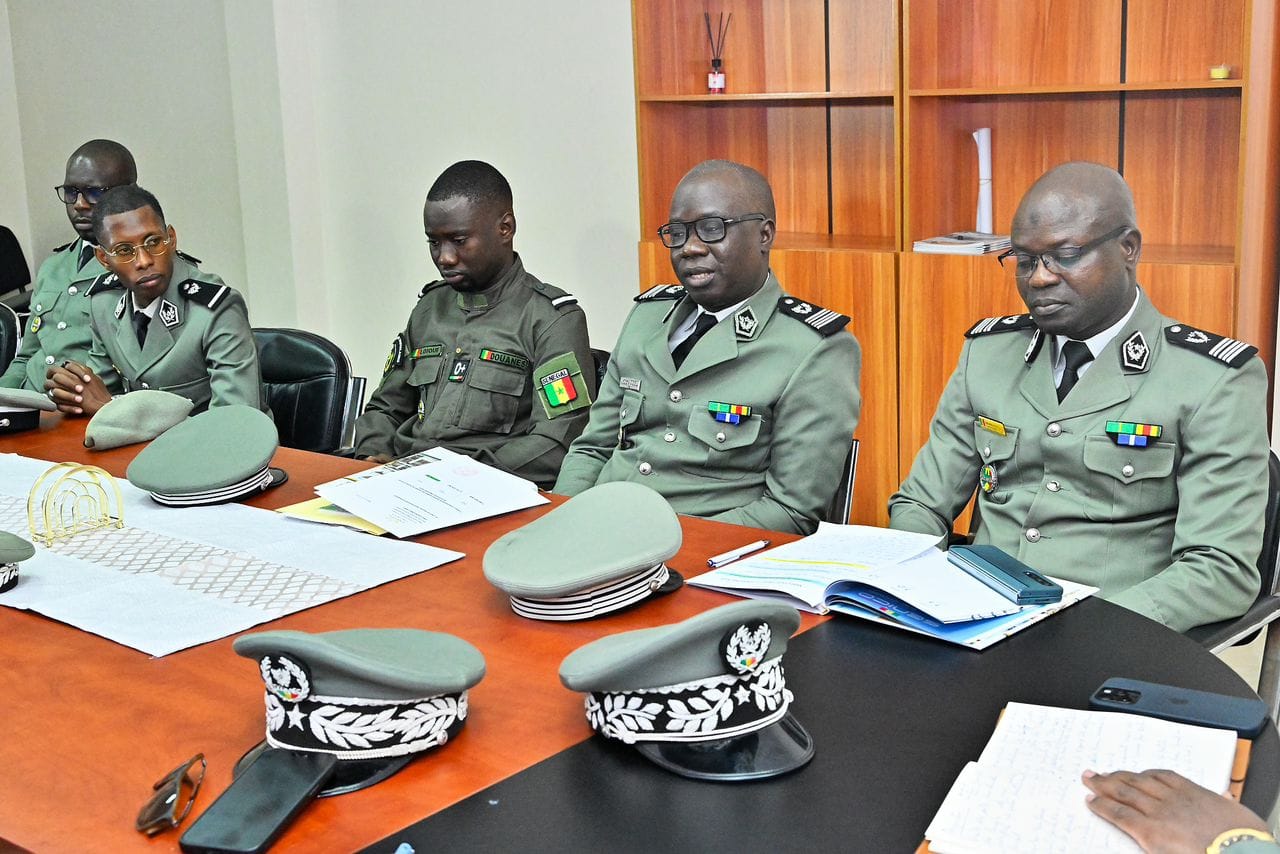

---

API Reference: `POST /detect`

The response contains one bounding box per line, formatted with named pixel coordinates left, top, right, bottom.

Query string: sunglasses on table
left=135, top=753, right=206, bottom=836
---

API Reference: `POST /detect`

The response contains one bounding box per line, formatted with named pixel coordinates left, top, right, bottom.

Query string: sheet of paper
left=276, top=497, right=389, bottom=536
left=691, top=526, right=1023, bottom=623
left=0, top=453, right=463, bottom=656
left=315, top=446, right=548, bottom=538
left=926, top=703, right=1237, bottom=854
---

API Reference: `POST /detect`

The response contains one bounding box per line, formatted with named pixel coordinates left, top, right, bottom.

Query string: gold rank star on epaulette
left=1164, top=324, right=1258, bottom=368
left=965, top=314, right=1036, bottom=337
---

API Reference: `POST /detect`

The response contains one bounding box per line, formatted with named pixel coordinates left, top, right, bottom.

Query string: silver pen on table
left=707, top=539, right=771, bottom=568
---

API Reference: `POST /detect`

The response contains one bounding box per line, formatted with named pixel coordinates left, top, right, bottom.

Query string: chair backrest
left=591, top=348, right=610, bottom=389
left=821, top=437, right=860, bottom=524
left=1258, top=450, right=1280, bottom=597
left=0, top=302, right=19, bottom=376
left=253, top=327, right=364, bottom=454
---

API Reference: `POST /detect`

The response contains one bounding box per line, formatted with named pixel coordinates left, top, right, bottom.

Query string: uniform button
left=56, top=322, right=67, bottom=330
left=1046, top=481, right=1060, bottom=492
left=716, top=432, right=726, bottom=443
left=141, top=382, right=150, bottom=389
left=44, top=356, right=55, bottom=365
left=669, top=390, right=682, bottom=402
left=1025, top=527, right=1041, bottom=543
left=1046, top=423, right=1062, bottom=437
left=1122, top=464, right=1135, bottom=478
left=638, top=462, right=652, bottom=475
left=68, top=286, right=78, bottom=295
left=34, top=304, right=42, bottom=311
left=663, top=432, right=675, bottom=443
left=982, top=446, right=991, bottom=458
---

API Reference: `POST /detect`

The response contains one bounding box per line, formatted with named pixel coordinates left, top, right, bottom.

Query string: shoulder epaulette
left=177, top=278, right=231, bottom=310
left=634, top=284, right=685, bottom=302
left=777, top=296, right=850, bottom=336
left=85, top=272, right=121, bottom=295
left=176, top=249, right=202, bottom=265
left=526, top=279, right=579, bottom=310
left=965, top=314, right=1036, bottom=338
left=419, top=280, right=449, bottom=298
left=52, top=240, right=74, bottom=253
left=1164, top=323, right=1257, bottom=368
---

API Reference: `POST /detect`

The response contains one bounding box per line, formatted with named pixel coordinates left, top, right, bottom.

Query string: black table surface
left=366, top=598, right=1280, bottom=853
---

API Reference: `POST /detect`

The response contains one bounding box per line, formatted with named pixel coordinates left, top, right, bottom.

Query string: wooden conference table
left=0, top=416, right=1276, bottom=853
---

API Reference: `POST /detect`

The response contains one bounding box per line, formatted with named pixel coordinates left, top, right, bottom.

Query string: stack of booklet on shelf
left=913, top=231, right=1012, bottom=255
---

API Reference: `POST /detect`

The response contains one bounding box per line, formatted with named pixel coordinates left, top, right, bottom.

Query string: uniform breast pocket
left=975, top=423, right=1020, bottom=506
left=1082, top=435, right=1178, bottom=520
left=457, top=361, right=526, bottom=433
left=683, top=408, right=767, bottom=481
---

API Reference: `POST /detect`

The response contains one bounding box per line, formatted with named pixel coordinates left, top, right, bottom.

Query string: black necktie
left=132, top=310, right=151, bottom=349
left=671, top=312, right=718, bottom=368
left=1056, top=340, right=1094, bottom=402
left=78, top=242, right=95, bottom=270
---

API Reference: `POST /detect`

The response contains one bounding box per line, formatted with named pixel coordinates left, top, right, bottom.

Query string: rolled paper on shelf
left=973, top=127, right=993, bottom=234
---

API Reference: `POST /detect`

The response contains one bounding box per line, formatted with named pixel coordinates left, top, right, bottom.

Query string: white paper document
left=925, top=703, right=1238, bottom=854
left=0, top=453, right=463, bottom=656
left=315, top=446, right=548, bottom=538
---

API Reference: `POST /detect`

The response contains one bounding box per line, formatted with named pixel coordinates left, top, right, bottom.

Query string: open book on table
left=921, top=702, right=1246, bottom=853
left=689, top=523, right=1095, bottom=651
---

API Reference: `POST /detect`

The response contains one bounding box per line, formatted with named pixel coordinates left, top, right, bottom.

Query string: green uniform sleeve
left=888, top=341, right=980, bottom=541
left=706, top=330, right=862, bottom=534
left=204, top=293, right=266, bottom=411
left=353, top=330, right=418, bottom=459
left=1108, top=358, right=1266, bottom=631
left=475, top=307, right=595, bottom=486
left=553, top=328, right=624, bottom=496
left=86, top=301, right=124, bottom=395
left=0, top=311, right=40, bottom=388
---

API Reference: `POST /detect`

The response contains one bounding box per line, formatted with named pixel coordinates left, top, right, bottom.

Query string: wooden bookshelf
left=632, top=0, right=1279, bottom=528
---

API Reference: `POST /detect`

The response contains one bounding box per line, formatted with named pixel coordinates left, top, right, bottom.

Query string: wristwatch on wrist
left=1208, top=828, right=1276, bottom=854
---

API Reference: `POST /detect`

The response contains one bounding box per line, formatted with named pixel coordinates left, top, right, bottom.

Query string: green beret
left=126, top=405, right=285, bottom=505
left=0, top=531, right=35, bottom=593
left=483, top=481, right=682, bottom=620
left=84, top=390, right=194, bottom=450
left=559, top=601, right=812, bottom=781
left=233, top=628, right=485, bottom=761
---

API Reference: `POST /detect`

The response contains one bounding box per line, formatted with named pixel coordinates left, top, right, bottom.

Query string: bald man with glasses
left=1, top=139, right=136, bottom=390
left=889, top=162, right=1268, bottom=632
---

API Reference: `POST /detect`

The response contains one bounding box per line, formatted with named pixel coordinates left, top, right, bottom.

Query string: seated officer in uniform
left=353, top=160, right=595, bottom=489
left=1, top=139, right=136, bottom=390
left=554, top=159, right=862, bottom=535
left=889, top=162, right=1268, bottom=632
left=44, top=185, right=266, bottom=416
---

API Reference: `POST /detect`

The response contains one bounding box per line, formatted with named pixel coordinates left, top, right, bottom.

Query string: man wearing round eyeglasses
left=890, top=162, right=1268, bottom=632
left=0, top=139, right=136, bottom=390
left=555, top=160, right=862, bottom=535
left=43, top=185, right=265, bottom=416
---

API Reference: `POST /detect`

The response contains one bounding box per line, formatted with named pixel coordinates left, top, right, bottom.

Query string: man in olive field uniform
left=554, top=160, right=862, bottom=535
left=889, top=162, right=1268, bottom=632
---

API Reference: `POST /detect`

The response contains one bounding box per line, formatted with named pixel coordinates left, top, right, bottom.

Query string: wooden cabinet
left=632, top=0, right=1279, bottom=527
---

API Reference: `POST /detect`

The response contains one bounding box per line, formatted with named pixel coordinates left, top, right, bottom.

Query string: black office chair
left=0, top=226, right=31, bottom=314
left=253, top=328, right=367, bottom=455
left=0, top=303, right=19, bottom=376
left=820, top=438, right=860, bottom=524
left=591, top=348, right=610, bottom=389
left=1186, top=450, right=1280, bottom=721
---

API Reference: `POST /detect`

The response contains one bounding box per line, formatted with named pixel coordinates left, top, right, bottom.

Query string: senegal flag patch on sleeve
left=534, top=352, right=593, bottom=419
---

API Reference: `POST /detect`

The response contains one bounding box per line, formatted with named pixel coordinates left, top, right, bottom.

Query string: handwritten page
left=316, top=447, right=547, bottom=538
left=925, top=703, right=1237, bottom=854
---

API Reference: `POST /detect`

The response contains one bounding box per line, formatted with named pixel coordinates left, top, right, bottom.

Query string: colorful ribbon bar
left=708, top=401, right=751, bottom=424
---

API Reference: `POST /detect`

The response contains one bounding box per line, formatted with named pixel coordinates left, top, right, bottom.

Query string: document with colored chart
left=689, top=523, right=1095, bottom=650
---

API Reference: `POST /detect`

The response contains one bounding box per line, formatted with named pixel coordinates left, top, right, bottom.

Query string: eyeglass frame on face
left=135, top=752, right=206, bottom=836
left=53, top=185, right=110, bottom=205
left=996, top=226, right=1132, bottom=279
left=657, top=213, right=768, bottom=249
left=101, top=233, right=174, bottom=262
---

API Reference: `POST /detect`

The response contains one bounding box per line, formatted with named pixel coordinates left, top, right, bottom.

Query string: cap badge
left=260, top=654, right=311, bottom=703
left=722, top=620, right=772, bottom=675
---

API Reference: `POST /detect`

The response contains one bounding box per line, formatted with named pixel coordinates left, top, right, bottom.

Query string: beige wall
left=1, top=0, right=640, bottom=383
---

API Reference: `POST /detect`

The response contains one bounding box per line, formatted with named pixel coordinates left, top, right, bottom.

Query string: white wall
left=2, top=0, right=639, bottom=385
left=0, top=2, right=31, bottom=271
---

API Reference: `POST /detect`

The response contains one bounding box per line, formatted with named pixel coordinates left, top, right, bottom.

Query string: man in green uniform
left=889, top=162, right=1267, bottom=632
left=44, top=185, right=265, bottom=416
left=353, top=160, right=595, bottom=489
left=554, top=160, right=862, bottom=535
left=0, top=140, right=136, bottom=390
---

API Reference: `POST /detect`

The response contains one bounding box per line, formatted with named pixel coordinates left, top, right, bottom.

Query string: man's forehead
left=670, top=174, right=742, bottom=216
left=102, top=206, right=164, bottom=237
left=1013, top=192, right=1100, bottom=241
left=424, top=195, right=492, bottom=231
left=65, top=153, right=124, bottom=184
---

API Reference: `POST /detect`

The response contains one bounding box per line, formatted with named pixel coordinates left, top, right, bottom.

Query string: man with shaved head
left=1, top=139, right=136, bottom=389
left=555, top=159, right=862, bottom=534
left=890, top=162, right=1268, bottom=631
